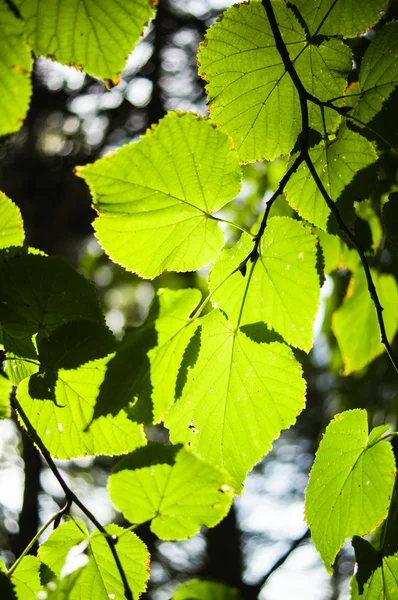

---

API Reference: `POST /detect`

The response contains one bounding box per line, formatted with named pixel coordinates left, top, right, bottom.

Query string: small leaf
left=351, top=548, right=398, bottom=599
left=78, top=112, right=241, bottom=279
left=38, top=521, right=88, bottom=577
left=149, top=288, right=201, bottom=422
left=316, top=229, right=341, bottom=274
left=165, top=310, right=306, bottom=490
left=40, top=521, right=150, bottom=600
left=15, top=0, right=156, bottom=81
left=332, top=269, right=398, bottom=373
left=109, top=444, right=234, bottom=540
left=0, top=2, right=32, bottom=136
left=17, top=357, right=146, bottom=459
left=209, top=218, right=320, bottom=351
left=305, top=409, right=396, bottom=573
left=173, top=579, right=242, bottom=599
left=0, top=373, right=11, bottom=419
left=3, top=332, right=38, bottom=385
left=285, top=127, right=378, bottom=231
left=290, top=0, right=385, bottom=37
left=0, top=192, right=24, bottom=249
left=10, top=556, right=42, bottom=600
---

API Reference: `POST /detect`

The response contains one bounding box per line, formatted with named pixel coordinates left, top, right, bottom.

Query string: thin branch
left=254, top=528, right=310, bottom=596
left=242, top=154, right=304, bottom=268
left=11, top=396, right=133, bottom=600
left=261, top=0, right=398, bottom=375
left=307, top=93, right=397, bottom=152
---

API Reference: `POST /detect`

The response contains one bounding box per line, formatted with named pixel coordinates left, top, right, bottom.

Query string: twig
left=11, top=396, right=133, bottom=600
left=254, top=528, right=310, bottom=595
left=261, top=0, right=398, bottom=375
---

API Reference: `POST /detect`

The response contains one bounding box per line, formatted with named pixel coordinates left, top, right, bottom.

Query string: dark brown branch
left=261, top=0, right=398, bottom=375
left=253, top=528, right=310, bottom=597
left=245, top=154, right=304, bottom=266
left=11, top=396, right=133, bottom=600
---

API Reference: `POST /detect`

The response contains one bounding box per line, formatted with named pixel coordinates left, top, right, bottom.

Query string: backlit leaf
left=109, top=444, right=233, bottom=539
left=209, top=218, right=320, bottom=351
left=332, top=269, right=398, bottom=374
left=0, top=373, right=11, bottom=419
left=198, top=1, right=351, bottom=162
left=350, top=543, right=398, bottom=599
left=16, top=357, right=146, bottom=458
left=149, top=288, right=201, bottom=422
left=78, top=112, right=241, bottom=278
left=290, top=0, right=385, bottom=37
left=0, top=1, right=32, bottom=136
left=285, top=127, right=378, bottom=231
left=15, top=0, right=156, bottom=82
left=0, top=192, right=24, bottom=249
left=305, top=409, right=395, bottom=573
left=40, top=521, right=150, bottom=600
left=165, top=310, right=306, bottom=490
left=38, top=520, right=87, bottom=577
left=10, top=556, right=42, bottom=600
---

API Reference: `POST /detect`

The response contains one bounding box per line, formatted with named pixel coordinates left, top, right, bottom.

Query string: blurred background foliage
left=1, top=0, right=398, bottom=598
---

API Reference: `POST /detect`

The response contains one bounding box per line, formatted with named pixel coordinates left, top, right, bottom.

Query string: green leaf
left=209, top=218, right=320, bottom=351
left=317, top=229, right=342, bottom=274
left=290, top=0, right=385, bottom=37
left=0, top=373, right=11, bottom=419
left=285, top=127, right=378, bottom=231
left=10, top=556, right=42, bottom=600
left=15, top=0, right=156, bottom=83
left=350, top=537, right=382, bottom=598
left=356, top=199, right=383, bottom=253
left=173, top=579, right=242, bottom=600
left=108, top=444, right=233, bottom=540
left=78, top=112, right=241, bottom=279
left=0, top=192, right=24, bottom=249
left=165, top=310, right=306, bottom=490
left=40, top=521, right=150, bottom=600
left=351, top=550, right=398, bottom=599
left=0, top=1, right=32, bottom=136
left=198, top=1, right=351, bottom=162
left=17, top=357, right=146, bottom=458
left=38, top=521, right=87, bottom=577
left=149, top=288, right=201, bottom=422
left=332, top=269, right=398, bottom=374
left=3, top=332, right=39, bottom=385
left=37, top=320, right=116, bottom=371
left=355, top=23, right=398, bottom=124
left=305, top=409, right=396, bottom=574
left=43, top=569, right=85, bottom=600
left=0, top=252, right=104, bottom=339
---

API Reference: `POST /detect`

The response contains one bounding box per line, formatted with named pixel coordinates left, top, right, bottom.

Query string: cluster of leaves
left=0, top=0, right=398, bottom=598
